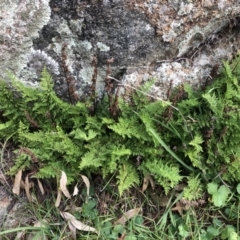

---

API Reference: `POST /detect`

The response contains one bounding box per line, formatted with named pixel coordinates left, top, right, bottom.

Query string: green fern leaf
left=71, top=128, right=98, bottom=141
left=145, top=160, right=182, bottom=194
left=183, top=174, right=203, bottom=200
left=108, top=117, right=141, bottom=139
left=117, top=164, right=139, bottom=195
left=202, top=91, right=224, bottom=117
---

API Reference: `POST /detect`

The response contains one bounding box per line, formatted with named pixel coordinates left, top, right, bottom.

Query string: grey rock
left=1, top=0, right=240, bottom=100
left=0, top=0, right=51, bottom=80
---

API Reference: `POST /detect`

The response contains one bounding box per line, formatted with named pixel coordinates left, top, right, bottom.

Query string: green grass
left=1, top=57, right=240, bottom=239
left=0, top=174, right=239, bottom=239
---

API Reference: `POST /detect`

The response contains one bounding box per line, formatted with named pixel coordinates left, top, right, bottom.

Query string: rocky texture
left=0, top=0, right=51, bottom=85
left=1, top=0, right=240, bottom=99
left=0, top=0, right=240, bottom=231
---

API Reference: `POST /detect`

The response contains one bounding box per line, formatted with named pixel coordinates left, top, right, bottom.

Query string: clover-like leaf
left=207, top=182, right=230, bottom=207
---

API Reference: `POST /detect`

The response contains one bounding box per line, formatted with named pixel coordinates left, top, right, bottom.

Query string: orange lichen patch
left=125, top=0, right=237, bottom=42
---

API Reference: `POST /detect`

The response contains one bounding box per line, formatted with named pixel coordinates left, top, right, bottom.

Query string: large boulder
left=1, top=0, right=240, bottom=99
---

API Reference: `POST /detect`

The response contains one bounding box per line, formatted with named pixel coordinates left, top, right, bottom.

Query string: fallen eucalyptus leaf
left=60, top=211, right=97, bottom=233
left=60, top=171, right=71, bottom=199
left=15, top=231, right=25, bottom=239
left=20, top=180, right=25, bottom=189
left=171, top=202, right=183, bottom=215
left=25, top=174, right=32, bottom=202
left=115, top=208, right=141, bottom=225
left=142, top=175, right=155, bottom=193
left=37, top=178, right=45, bottom=195
left=68, top=222, right=77, bottom=240
left=73, top=184, right=78, bottom=196
left=71, top=218, right=97, bottom=232
left=12, top=169, right=22, bottom=196
left=81, top=175, right=90, bottom=203
left=26, top=220, right=49, bottom=240
left=55, top=189, right=62, bottom=207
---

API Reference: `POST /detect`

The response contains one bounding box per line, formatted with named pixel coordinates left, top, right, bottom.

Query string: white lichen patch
left=97, top=42, right=110, bottom=52
left=177, top=2, right=194, bottom=16
left=152, top=62, right=204, bottom=99
left=69, top=19, right=84, bottom=35
left=79, top=67, right=94, bottom=85
left=121, top=61, right=210, bottom=100
left=79, top=41, right=93, bottom=51
left=0, top=0, right=51, bottom=79
left=56, top=21, right=73, bottom=37
left=162, top=20, right=183, bottom=42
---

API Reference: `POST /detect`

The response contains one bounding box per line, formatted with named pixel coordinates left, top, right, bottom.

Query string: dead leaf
left=15, top=231, right=25, bottom=239
left=73, top=184, right=78, bottom=196
left=149, top=175, right=155, bottom=189
left=55, top=189, right=62, bottom=207
left=12, top=169, right=22, bottom=195
left=37, top=179, right=45, bottom=195
left=60, top=211, right=75, bottom=220
left=33, top=220, right=48, bottom=227
left=60, top=171, right=71, bottom=199
left=25, top=174, right=32, bottom=202
left=60, top=211, right=97, bottom=233
left=71, top=219, right=97, bottom=232
left=68, top=222, right=77, bottom=240
left=20, top=180, right=25, bottom=189
left=115, top=208, right=141, bottom=225
left=118, top=232, right=126, bottom=240
left=27, top=220, right=48, bottom=240
left=141, top=177, right=149, bottom=193
left=141, top=175, right=155, bottom=193
left=171, top=202, right=183, bottom=216
left=81, top=175, right=90, bottom=203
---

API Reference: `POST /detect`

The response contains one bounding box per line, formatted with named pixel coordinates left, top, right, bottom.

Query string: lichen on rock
left=0, top=0, right=51, bottom=81
left=1, top=0, right=240, bottom=100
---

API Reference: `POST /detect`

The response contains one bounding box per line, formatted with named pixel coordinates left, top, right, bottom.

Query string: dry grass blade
left=81, top=175, right=90, bottom=203
left=60, top=171, right=71, bottom=199
left=37, top=178, right=45, bottom=195
left=60, top=211, right=97, bottom=233
left=25, top=174, right=32, bottom=202
left=12, top=169, right=22, bottom=195
left=115, top=208, right=141, bottom=225
left=55, top=189, right=62, bottom=207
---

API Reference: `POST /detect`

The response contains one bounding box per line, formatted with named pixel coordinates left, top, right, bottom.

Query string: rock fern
left=1, top=57, right=240, bottom=198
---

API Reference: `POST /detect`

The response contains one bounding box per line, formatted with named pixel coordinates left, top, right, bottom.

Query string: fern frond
left=117, top=163, right=139, bottom=196
left=108, top=117, right=141, bottom=139
left=202, top=91, right=224, bottom=117
left=145, top=160, right=182, bottom=194
left=185, top=134, right=204, bottom=169
left=39, top=67, right=54, bottom=91
left=183, top=174, right=203, bottom=200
